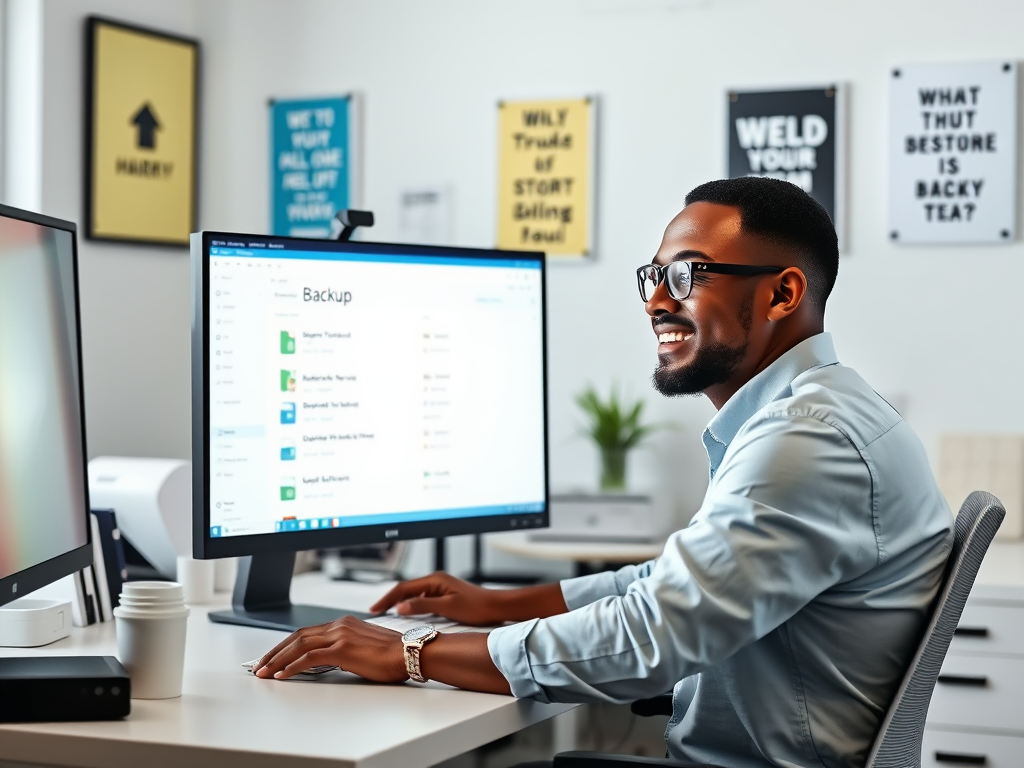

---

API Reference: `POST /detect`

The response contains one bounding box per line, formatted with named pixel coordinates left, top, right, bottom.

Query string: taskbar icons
left=276, top=517, right=342, bottom=533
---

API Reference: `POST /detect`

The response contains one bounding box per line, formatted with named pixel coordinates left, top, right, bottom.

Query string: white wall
left=4, top=0, right=43, bottom=212
left=194, top=0, right=1024, bottom=507
left=11, top=0, right=1024, bottom=575
left=8, top=0, right=200, bottom=461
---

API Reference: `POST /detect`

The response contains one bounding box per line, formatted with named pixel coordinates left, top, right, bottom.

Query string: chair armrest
left=630, top=695, right=673, bottom=718
left=553, top=751, right=717, bottom=768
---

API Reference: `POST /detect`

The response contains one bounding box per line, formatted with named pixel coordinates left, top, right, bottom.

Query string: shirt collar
left=702, top=332, right=839, bottom=476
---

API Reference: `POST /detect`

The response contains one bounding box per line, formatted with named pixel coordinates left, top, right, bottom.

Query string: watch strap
left=403, top=628, right=438, bottom=683
left=404, top=643, right=427, bottom=683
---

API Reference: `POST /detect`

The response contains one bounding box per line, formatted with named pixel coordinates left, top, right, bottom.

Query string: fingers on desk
left=277, top=647, right=339, bottom=679
left=256, top=626, right=319, bottom=672
left=255, top=616, right=405, bottom=683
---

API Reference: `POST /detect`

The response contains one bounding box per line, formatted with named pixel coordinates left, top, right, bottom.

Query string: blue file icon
left=280, top=403, right=296, bottom=424
left=281, top=441, right=296, bottom=461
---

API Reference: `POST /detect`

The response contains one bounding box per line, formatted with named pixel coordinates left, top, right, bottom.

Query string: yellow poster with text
left=497, top=98, right=592, bottom=257
left=90, top=23, right=196, bottom=244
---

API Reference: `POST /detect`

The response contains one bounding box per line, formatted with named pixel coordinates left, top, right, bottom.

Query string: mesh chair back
left=865, top=491, right=1005, bottom=768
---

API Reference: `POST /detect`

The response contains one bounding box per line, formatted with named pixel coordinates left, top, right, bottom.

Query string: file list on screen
left=206, top=241, right=546, bottom=539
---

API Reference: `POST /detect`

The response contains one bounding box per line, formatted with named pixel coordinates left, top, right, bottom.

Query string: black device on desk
left=0, top=204, right=130, bottom=722
left=0, top=656, right=129, bottom=722
left=191, top=232, right=551, bottom=631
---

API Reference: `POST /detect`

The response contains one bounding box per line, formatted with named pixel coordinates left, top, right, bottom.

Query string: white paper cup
left=175, top=556, right=215, bottom=605
left=115, top=581, right=189, bottom=699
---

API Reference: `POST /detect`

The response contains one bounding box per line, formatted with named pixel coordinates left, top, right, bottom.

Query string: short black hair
left=684, top=177, right=839, bottom=311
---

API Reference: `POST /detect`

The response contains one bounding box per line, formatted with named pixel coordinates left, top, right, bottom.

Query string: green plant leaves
left=575, top=385, right=657, bottom=452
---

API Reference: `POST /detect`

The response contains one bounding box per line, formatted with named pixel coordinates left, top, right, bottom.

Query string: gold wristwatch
left=402, top=625, right=439, bottom=683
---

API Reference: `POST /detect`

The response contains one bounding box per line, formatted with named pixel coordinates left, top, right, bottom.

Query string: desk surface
left=0, top=574, right=574, bottom=768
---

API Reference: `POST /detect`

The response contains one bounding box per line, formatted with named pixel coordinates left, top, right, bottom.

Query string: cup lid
left=114, top=604, right=190, bottom=620
left=118, top=596, right=185, bottom=607
left=120, top=581, right=184, bottom=602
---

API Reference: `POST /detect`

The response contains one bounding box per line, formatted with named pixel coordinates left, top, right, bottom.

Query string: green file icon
left=280, top=331, right=296, bottom=354
left=280, top=482, right=296, bottom=501
left=280, top=369, right=296, bottom=392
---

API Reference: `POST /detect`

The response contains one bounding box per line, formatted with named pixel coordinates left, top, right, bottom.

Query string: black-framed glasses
left=636, top=261, right=784, bottom=302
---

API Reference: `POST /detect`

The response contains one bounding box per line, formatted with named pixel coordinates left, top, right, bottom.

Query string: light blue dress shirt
left=488, top=333, right=953, bottom=768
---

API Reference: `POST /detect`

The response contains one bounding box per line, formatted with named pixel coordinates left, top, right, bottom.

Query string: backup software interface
left=206, top=239, right=546, bottom=538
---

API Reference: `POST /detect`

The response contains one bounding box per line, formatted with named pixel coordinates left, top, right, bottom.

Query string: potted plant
left=575, top=385, right=658, bottom=492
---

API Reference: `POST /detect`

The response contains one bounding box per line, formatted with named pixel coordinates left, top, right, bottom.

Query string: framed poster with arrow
left=85, top=17, right=198, bottom=246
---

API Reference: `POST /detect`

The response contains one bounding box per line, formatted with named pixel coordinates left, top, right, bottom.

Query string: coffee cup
left=114, top=581, right=189, bottom=699
left=175, top=556, right=215, bottom=605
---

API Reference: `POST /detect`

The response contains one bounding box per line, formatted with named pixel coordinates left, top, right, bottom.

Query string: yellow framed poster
left=496, top=97, right=596, bottom=260
left=85, top=17, right=198, bottom=246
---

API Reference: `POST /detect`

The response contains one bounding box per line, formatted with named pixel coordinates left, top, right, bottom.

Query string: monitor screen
left=194, top=232, right=548, bottom=556
left=0, top=207, right=90, bottom=601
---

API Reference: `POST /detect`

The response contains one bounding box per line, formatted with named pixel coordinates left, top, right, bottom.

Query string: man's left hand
left=254, top=616, right=407, bottom=683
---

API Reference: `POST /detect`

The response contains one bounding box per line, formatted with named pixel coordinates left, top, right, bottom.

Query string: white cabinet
left=922, top=730, right=1023, bottom=768
left=923, top=542, right=1024, bottom=764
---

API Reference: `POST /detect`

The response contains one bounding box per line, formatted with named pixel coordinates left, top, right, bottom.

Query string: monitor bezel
left=192, top=231, right=550, bottom=560
left=0, top=204, right=93, bottom=608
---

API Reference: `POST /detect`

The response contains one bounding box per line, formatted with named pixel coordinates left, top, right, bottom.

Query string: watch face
left=402, top=625, right=435, bottom=643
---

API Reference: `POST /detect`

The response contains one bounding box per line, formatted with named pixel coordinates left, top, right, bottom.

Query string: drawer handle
left=935, top=751, right=987, bottom=765
left=937, top=674, right=989, bottom=687
left=953, top=626, right=990, bottom=638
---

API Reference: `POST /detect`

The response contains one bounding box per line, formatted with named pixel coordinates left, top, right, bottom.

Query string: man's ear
left=766, top=267, right=807, bottom=321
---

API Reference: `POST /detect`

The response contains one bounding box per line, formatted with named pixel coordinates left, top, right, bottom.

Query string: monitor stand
left=208, top=552, right=372, bottom=632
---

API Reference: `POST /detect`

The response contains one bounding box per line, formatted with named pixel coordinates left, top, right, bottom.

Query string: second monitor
left=191, top=233, right=549, bottom=630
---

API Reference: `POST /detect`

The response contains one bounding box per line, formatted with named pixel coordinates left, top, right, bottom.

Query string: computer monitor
left=0, top=205, right=92, bottom=608
left=191, top=232, right=549, bottom=630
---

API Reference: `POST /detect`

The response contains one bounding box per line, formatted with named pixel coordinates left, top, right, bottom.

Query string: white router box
left=0, top=598, right=73, bottom=648
left=87, top=457, right=192, bottom=578
left=938, top=434, right=1024, bottom=540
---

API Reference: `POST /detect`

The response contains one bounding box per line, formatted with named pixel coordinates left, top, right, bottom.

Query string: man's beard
left=652, top=339, right=748, bottom=396
left=651, top=297, right=752, bottom=397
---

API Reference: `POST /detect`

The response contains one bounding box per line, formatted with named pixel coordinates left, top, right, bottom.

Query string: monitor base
left=208, top=604, right=372, bottom=633
left=211, top=551, right=373, bottom=632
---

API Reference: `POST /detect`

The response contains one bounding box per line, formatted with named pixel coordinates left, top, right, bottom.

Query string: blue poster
left=270, top=96, right=351, bottom=237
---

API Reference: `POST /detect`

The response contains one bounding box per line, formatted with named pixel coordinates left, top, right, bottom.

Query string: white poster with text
left=889, top=61, right=1017, bottom=244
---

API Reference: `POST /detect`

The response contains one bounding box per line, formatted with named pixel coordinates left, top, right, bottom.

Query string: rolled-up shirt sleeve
left=488, top=414, right=879, bottom=704
left=559, top=560, right=657, bottom=611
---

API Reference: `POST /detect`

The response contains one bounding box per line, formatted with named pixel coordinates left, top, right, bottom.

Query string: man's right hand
left=370, top=572, right=568, bottom=626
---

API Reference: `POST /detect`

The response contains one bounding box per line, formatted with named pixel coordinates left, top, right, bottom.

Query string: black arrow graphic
left=131, top=103, right=161, bottom=150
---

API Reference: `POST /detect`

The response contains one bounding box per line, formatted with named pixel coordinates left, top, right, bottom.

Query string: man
left=254, top=177, right=953, bottom=768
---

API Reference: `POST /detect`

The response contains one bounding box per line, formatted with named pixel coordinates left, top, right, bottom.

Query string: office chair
left=552, top=490, right=1005, bottom=768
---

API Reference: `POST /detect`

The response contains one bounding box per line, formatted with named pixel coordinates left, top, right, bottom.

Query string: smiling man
left=254, top=177, right=953, bottom=768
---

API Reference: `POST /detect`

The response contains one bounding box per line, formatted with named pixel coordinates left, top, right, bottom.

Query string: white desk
left=0, top=574, right=575, bottom=768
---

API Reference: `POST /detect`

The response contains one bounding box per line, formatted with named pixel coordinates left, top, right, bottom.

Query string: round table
left=486, top=531, right=666, bottom=578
